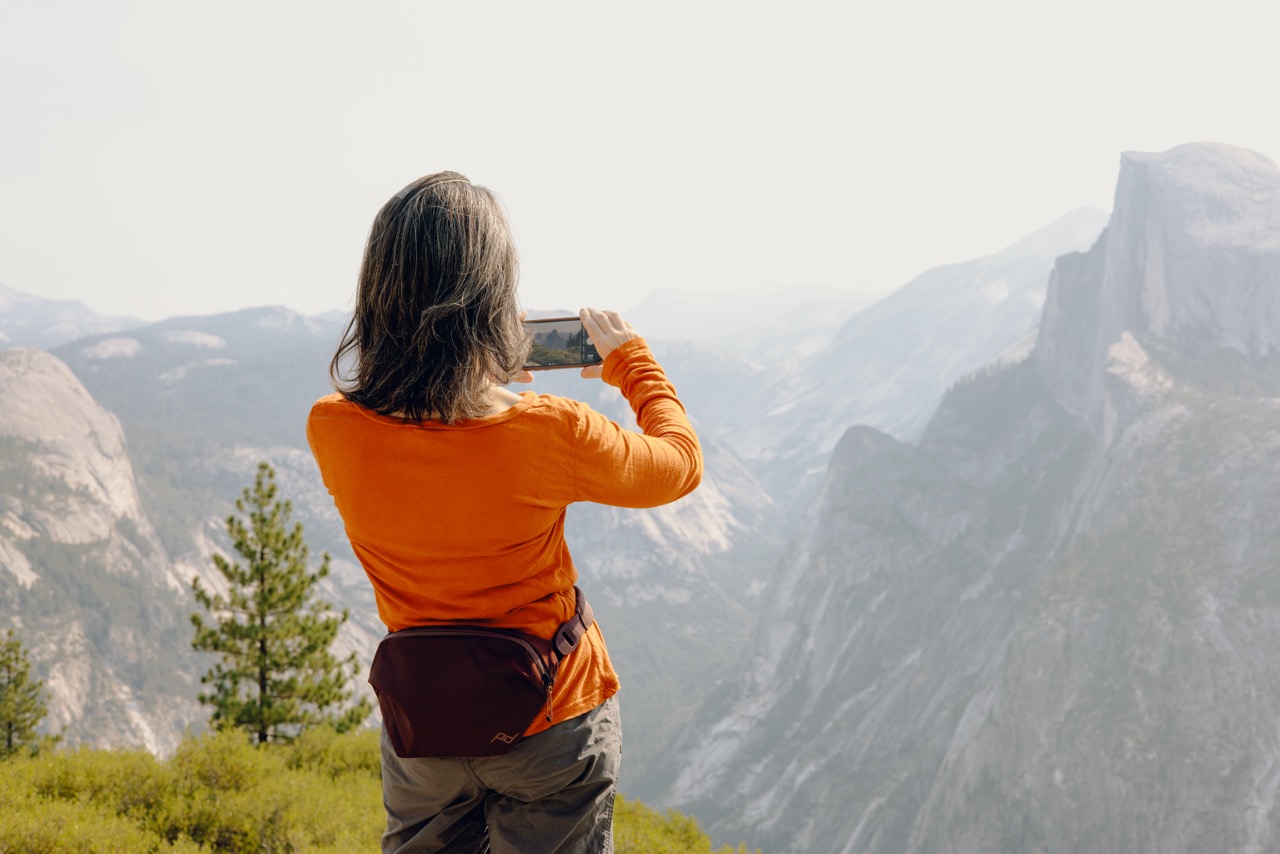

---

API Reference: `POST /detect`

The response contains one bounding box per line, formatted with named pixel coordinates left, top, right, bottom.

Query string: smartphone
left=522, top=316, right=602, bottom=370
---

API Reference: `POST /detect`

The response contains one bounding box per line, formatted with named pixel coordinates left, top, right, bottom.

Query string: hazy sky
left=2, top=1, right=1277, bottom=322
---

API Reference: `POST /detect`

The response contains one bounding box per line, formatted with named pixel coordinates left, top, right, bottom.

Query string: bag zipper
left=388, top=627, right=552, bottom=677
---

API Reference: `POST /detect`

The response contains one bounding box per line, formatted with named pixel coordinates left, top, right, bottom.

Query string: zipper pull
left=545, top=676, right=554, bottom=722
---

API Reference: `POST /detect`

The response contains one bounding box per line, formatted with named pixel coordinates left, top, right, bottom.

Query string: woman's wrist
left=601, top=337, right=650, bottom=387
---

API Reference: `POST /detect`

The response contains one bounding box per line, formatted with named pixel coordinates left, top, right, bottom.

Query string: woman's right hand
left=579, top=307, right=640, bottom=379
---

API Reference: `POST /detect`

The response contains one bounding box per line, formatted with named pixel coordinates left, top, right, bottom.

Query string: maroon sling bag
left=368, top=587, right=594, bottom=758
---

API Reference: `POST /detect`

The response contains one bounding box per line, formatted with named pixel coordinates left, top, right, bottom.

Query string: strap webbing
left=551, top=586, right=594, bottom=662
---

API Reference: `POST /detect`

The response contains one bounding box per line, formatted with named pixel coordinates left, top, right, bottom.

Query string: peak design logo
left=490, top=732, right=519, bottom=745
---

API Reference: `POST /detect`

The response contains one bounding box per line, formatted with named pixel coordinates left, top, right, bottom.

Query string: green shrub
left=284, top=724, right=382, bottom=779
left=0, top=730, right=756, bottom=853
left=0, top=797, right=202, bottom=853
left=615, top=795, right=760, bottom=854
left=154, top=729, right=382, bottom=852
left=27, top=745, right=169, bottom=820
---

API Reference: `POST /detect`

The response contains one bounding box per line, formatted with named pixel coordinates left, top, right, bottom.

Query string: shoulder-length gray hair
left=330, top=172, right=528, bottom=424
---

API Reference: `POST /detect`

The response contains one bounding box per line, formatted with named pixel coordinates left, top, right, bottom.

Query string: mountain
left=1038, top=143, right=1280, bottom=430
left=0, top=283, right=139, bottom=350
left=662, top=143, right=1280, bottom=853
left=0, top=347, right=200, bottom=753
left=718, top=207, right=1108, bottom=505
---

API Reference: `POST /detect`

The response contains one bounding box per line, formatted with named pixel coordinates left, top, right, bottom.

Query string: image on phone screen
left=522, top=317, right=602, bottom=370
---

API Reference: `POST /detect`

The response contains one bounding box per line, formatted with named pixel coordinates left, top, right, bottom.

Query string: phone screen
left=522, top=317, right=602, bottom=370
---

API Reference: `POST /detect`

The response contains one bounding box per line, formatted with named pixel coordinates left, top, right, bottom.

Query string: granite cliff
left=0, top=348, right=201, bottom=752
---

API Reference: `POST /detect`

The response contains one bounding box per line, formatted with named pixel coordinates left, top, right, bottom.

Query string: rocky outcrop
left=0, top=348, right=170, bottom=579
left=0, top=348, right=201, bottom=752
left=1038, top=143, right=1280, bottom=428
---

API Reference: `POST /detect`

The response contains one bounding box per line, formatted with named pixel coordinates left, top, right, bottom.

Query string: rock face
left=1038, top=143, right=1280, bottom=429
left=0, top=349, right=152, bottom=553
left=0, top=348, right=201, bottom=753
left=664, top=143, right=1280, bottom=853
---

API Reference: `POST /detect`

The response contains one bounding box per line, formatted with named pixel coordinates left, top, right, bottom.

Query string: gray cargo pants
left=381, top=696, right=621, bottom=853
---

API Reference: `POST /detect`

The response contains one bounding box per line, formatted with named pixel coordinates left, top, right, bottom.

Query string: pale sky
left=1, top=0, right=1277, bottom=322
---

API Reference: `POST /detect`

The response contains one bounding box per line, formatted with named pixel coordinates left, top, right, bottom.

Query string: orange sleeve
left=570, top=337, right=703, bottom=508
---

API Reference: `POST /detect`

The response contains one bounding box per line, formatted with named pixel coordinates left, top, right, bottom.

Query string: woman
left=306, top=171, right=702, bottom=853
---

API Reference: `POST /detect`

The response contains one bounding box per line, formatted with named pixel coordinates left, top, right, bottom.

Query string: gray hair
left=330, top=172, right=528, bottom=424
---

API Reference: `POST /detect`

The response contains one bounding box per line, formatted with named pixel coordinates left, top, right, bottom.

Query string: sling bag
left=368, top=587, right=594, bottom=758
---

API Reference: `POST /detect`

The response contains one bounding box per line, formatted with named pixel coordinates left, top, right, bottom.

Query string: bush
left=0, top=797, right=202, bottom=853
left=0, top=730, right=756, bottom=853
left=615, top=795, right=761, bottom=854
left=156, top=729, right=383, bottom=852
left=0, top=729, right=383, bottom=853
left=285, top=724, right=381, bottom=779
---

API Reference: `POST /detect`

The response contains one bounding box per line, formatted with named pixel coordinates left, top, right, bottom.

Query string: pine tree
left=0, top=629, right=49, bottom=760
left=191, top=462, right=371, bottom=743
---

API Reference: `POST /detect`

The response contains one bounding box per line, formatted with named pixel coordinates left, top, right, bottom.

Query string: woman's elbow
left=675, top=444, right=704, bottom=499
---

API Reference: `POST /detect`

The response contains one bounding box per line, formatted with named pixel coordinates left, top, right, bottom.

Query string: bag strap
left=550, top=586, right=594, bottom=664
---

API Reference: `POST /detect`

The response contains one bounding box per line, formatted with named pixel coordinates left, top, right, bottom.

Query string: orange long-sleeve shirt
left=306, top=338, right=702, bottom=734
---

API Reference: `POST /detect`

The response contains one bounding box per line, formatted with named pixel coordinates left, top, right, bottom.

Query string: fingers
left=580, top=307, right=635, bottom=340
left=580, top=365, right=604, bottom=379
left=579, top=307, right=605, bottom=346
left=579, top=308, right=638, bottom=350
left=578, top=307, right=639, bottom=381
